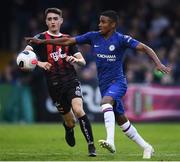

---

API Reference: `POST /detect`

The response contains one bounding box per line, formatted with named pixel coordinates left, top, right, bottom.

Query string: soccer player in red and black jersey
left=24, top=8, right=96, bottom=157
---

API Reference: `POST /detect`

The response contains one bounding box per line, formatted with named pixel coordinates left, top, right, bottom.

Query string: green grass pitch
left=0, top=122, right=180, bottom=161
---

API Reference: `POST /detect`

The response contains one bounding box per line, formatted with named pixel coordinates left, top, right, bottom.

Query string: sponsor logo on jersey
left=97, top=53, right=116, bottom=62
left=124, top=35, right=132, bottom=42
left=94, top=45, right=99, bottom=48
left=75, top=86, right=82, bottom=96
left=108, top=91, right=115, bottom=94
left=50, top=48, right=66, bottom=61
left=54, top=102, right=61, bottom=108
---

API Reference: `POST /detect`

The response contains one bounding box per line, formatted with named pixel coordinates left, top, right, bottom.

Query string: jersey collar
left=47, top=30, right=62, bottom=37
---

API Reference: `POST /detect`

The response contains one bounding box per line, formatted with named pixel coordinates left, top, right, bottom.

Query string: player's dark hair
left=45, top=8, right=62, bottom=18
left=101, top=10, right=119, bottom=24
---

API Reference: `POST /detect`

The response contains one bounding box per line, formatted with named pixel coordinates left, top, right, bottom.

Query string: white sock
left=120, top=120, right=149, bottom=149
left=102, top=104, right=115, bottom=146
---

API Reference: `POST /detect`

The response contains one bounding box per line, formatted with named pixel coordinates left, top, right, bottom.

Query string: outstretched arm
left=136, top=42, right=172, bottom=74
left=25, top=37, right=76, bottom=46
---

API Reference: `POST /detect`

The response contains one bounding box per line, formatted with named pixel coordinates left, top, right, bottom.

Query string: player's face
left=98, top=16, right=116, bottom=35
left=46, top=13, right=63, bottom=34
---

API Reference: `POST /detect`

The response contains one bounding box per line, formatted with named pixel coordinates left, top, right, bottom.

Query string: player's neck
left=103, top=30, right=115, bottom=39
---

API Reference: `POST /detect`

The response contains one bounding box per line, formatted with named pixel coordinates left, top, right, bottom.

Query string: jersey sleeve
left=75, top=32, right=92, bottom=45
left=27, top=33, right=44, bottom=59
left=69, top=45, right=79, bottom=56
left=30, top=34, right=43, bottom=51
left=122, top=35, right=140, bottom=49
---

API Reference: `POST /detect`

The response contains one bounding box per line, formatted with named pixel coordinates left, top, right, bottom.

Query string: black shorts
left=48, top=80, right=82, bottom=115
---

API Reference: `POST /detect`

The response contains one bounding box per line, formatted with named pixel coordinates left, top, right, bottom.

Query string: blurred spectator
left=150, top=11, right=170, bottom=37
left=0, top=55, right=35, bottom=123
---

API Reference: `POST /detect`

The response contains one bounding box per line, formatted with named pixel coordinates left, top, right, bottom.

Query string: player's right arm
left=24, top=35, right=52, bottom=71
left=24, top=45, right=52, bottom=70
left=25, top=31, right=94, bottom=46
left=25, top=37, right=76, bottom=46
left=24, top=45, right=33, bottom=51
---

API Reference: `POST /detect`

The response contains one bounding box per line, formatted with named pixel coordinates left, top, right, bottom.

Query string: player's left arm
left=66, top=52, right=86, bottom=66
left=136, top=42, right=172, bottom=74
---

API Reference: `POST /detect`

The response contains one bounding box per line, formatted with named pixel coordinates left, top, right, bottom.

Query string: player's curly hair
left=45, top=8, right=62, bottom=18
left=101, top=10, right=119, bottom=24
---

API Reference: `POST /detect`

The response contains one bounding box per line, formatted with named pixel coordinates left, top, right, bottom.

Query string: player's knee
left=101, top=96, right=114, bottom=106
left=73, top=108, right=85, bottom=118
left=67, top=122, right=75, bottom=128
left=101, top=103, right=113, bottom=112
left=72, top=100, right=85, bottom=118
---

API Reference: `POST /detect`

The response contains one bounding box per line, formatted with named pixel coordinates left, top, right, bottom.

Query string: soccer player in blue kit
left=26, top=10, right=171, bottom=159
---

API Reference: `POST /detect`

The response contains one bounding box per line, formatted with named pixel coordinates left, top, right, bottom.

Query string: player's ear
left=111, top=21, right=116, bottom=28
left=60, top=17, right=63, bottom=24
left=45, top=19, right=48, bottom=26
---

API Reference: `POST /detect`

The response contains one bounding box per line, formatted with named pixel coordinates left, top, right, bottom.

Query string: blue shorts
left=100, top=80, right=127, bottom=114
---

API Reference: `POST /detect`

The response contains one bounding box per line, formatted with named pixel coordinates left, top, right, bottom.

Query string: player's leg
left=56, top=102, right=76, bottom=147
left=62, top=110, right=76, bottom=147
left=68, top=82, right=96, bottom=156
left=98, top=81, right=127, bottom=153
left=115, top=111, right=154, bottom=159
left=47, top=82, right=76, bottom=147
left=98, top=96, right=116, bottom=153
left=71, top=97, right=96, bottom=156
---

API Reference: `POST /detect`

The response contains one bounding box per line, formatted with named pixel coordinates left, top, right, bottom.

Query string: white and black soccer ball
left=16, top=50, right=38, bottom=70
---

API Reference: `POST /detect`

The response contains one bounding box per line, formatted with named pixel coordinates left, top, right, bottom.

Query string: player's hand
left=156, top=64, right=172, bottom=74
left=37, top=61, right=52, bottom=71
left=25, top=37, right=43, bottom=44
left=66, top=56, right=78, bottom=64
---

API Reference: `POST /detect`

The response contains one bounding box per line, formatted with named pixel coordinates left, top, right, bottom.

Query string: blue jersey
left=75, top=31, right=139, bottom=92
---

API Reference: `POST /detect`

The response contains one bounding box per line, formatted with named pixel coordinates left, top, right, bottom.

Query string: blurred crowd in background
left=0, top=0, right=180, bottom=122
left=0, top=0, right=180, bottom=85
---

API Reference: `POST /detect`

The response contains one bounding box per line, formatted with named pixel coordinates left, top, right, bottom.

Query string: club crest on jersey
left=109, top=45, right=115, bottom=51
left=50, top=48, right=66, bottom=61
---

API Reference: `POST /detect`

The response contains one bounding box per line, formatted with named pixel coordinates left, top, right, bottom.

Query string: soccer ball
left=16, top=50, right=38, bottom=70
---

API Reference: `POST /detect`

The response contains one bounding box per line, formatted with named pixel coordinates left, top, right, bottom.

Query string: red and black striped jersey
left=30, top=31, right=79, bottom=85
